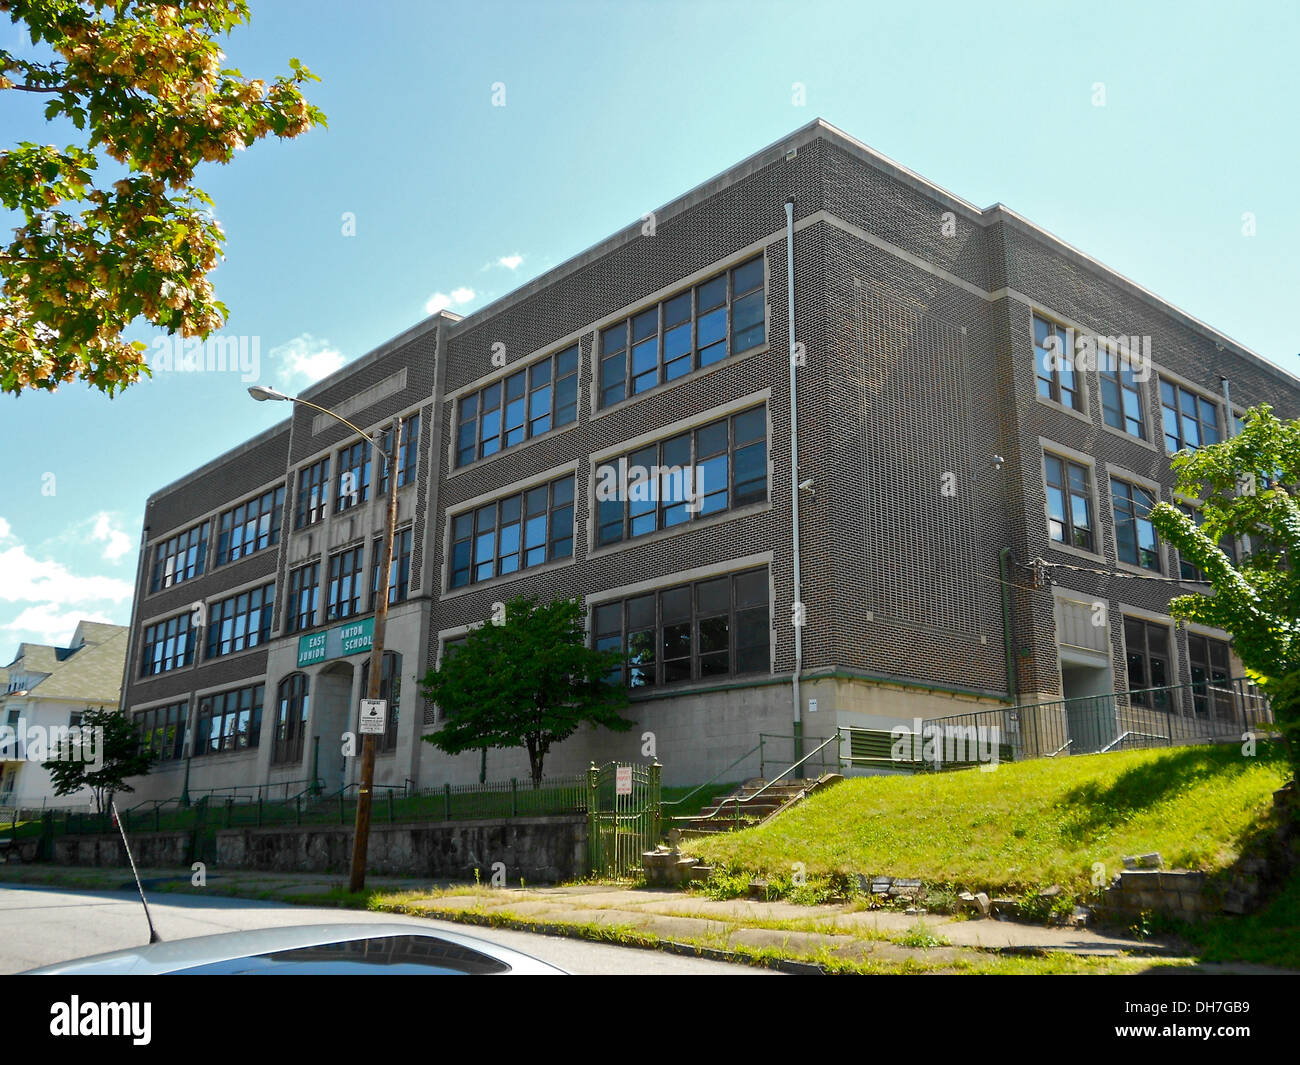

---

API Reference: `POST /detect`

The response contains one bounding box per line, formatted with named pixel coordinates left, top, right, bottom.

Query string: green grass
left=692, top=742, right=1291, bottom=898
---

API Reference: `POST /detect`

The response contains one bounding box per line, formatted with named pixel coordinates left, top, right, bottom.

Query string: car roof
left=23, top=922, right=567, bottom=975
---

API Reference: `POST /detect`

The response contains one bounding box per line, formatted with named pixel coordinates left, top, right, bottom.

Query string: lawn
left=691, top=741, right=1292, bottom=897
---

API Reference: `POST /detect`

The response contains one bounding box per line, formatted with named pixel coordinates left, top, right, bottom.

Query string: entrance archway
left=312, top=662, right=355, bottom=794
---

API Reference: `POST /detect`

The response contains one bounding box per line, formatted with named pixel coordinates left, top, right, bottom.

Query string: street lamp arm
left=283, top=395, right=387, bottom=454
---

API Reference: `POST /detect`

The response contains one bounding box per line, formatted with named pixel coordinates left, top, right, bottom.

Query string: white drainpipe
left=785, top=198, right=803, bottom=757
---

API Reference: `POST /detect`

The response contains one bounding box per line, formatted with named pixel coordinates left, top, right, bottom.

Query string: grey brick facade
left=119, top=119, right=1300, bottom=798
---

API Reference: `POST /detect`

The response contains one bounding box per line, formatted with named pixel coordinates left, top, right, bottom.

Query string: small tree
left=43, top=705, right=155, bottom=813
left=1149, top=404, right=1300, bottom=776
left=421, top=595, right=633, bottom=786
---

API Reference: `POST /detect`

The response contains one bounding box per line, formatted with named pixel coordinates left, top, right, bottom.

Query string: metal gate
left=587, top=761, right=660, bottom=878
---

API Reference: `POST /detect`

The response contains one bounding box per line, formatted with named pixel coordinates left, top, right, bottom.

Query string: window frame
left=1042, top=451, right=1096, bottom=553
left=371, top=526, right=414, bottom=609
left=1032, top=312, right=1084, bottom=412
left=216, top=486, right=285, bottom=566
left=205, top=582, right=275, bottom=659
left=294, top=457, right=331, bottom=529
left=598, top=256, right=766, bottom=410
left=140, top=612, right=196, bottom=677
left=325, top=545, right=365, bottom=622
left=1123, top=615, right=1174, bottom=709
left=195, top=683, right=264, bottom=756
left=1097, top=347, right=1147, bottom=439
left=1110, top=476, right=1161, bottom=572
left=150, top=521, right=210, bottom=593
left=1160, top=378, right=1221, bottom=453
left=455, top=347, right=579, bottom=468
left=448, top=474, right=575, bottom=589
left=360, top=651, right=401, bottom=753
left=334, top=440, right=372, bottom=513
left=135, top=701, right=188, bottom=762
left=286, top=561, right=320, bottom=634
left=273, top=673, right=309, bottom=765
left=379, top=411, right=422, bottom=492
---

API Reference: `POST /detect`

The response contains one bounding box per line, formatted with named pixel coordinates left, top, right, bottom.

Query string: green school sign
left=297, top=617, right=374, bottom=667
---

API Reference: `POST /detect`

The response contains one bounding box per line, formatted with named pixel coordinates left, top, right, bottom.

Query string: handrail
left=674, top=729, right=844, bottom=827
left=1045, top=739, right=1073, bottom=758
left=661, top=740, right=762, bottom=810
left=1101, top=730, right=1168, bottom=753
left=927, top=676, right=1268, bottom=720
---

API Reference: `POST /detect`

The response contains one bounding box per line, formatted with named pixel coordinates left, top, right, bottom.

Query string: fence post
left=759, top=735, right=765, bottom=779
left=225, top=797, right=233, bottom=829
left=387, top=790, right=394, bottom=824
left=586, top=762, right=599, bottom=877
left=442, top=782, right=451, bottom=821
left=511, top=778, right=518, bottom=818
left=339, top=792, right=345, bottom=825
left=648, top=761, right=662, bottom=843
left=155, top=806, right=161, bottom=832
left=257, top=797, right=263, bottom=828
left=296, top=795, right=302, bottom=826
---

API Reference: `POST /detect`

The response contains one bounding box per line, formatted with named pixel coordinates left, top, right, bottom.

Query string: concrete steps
left=676, top=774, right=843, bottom=838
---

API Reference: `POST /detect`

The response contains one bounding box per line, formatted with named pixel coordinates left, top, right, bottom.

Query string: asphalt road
left=0, top=882, right=776, bottom=975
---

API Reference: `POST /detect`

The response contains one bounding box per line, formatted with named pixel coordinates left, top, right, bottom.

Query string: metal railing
left=921, top=677, right=1273, bottom=766
left=661, top=740, right=762, bottom=816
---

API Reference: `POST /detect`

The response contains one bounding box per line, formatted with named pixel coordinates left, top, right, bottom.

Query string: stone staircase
left=675, top=774, right=843, bottom=838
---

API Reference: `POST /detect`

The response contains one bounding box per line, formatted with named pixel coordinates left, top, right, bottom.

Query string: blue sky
left=2, top=0, right=1298, bottom=651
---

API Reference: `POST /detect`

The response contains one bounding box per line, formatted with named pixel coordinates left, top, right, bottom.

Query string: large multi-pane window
left=592, top=568, right=770, bottom=689
left=1099, top=351, right=1145, bottom=438
left=335, top=440, right=371, bottom=513
left=326, top=546, right=365, bottom=621
left=1044, top=453, right=1094, bottom=551
left=456, top=348, right=579, bottom=467
left=150, top=522, right=209, bottom=592
left=1187, top=633, right=1233, bottom=718
left=449, top=475, right=574, bottom=588
left=596, top=406, right=766, bottom=547
left=599, top=257, right=764, bottom=409
left=1111, top=477, right=1160, bottom=571
left=216, top=486, right=284, bottom=565
left=205, top=583, right=275, bottom=659
left=135, top=702, right=188, bottom=762
left=1160, top=379, right=1220, bottom=452
left=371, top=527, right=413, bottom=608
left=273, top=673, right=309, bottom=765
left=140, top=613, right=195, bottom=676
left=360, top=652, right=401, bottom=753
left=295, top=457, right=330, bottom=529
left=195, top=683, right=263, bottom=755
left=1124, top=617, right=1172, bottom=708
left=286, top=562, right=320, bottom=634
left=1177, top=504, right=1238, bottom=583
left=1033, top=314, right=1081, bottom=410
left=380, top=412, right=422, bottom=490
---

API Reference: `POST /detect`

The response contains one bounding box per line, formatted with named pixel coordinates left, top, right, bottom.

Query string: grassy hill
left=692, top=742, right=1292, bottom=897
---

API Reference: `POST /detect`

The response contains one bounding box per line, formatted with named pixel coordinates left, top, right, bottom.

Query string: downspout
left=118, top=518, right=150, bottom=718
left=785, top=198, right=803, bottom=762
left=999, top=547, right=1017, bottom=705
left=1221, top=377, right=1234, bottom=437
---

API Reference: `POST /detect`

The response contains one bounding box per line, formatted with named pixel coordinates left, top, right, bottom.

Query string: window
left=596, top=405, right=766, bottom=547
left=1187, top=633, right=1233, bottom=718
left=449, top=474, right=574, bottom=588
left=273, top=674, right=309, bottom=764
left=195, top=683, right=263, bottom=755
left=1098, top=350, right=1146, bottom=438
left=150, top=522, right=209, bottom=592
left=1160, top=380, right=1220, bottom=452
left=371, top=527, right=413, bottom=608
left=295, top=457, right=330, bottom=529
left=1124, top=617, right=1172, bottom=709
left=326, top=546, right=365, bottom=621
left=360, top=651, right=401, bottom=753
left=1044, top=454, right=1094, bottom=551
left=1111, top=477, right=1160, bottom=571
left=335, top=441, right=371, bottom=512
left=599, top=256, right=765, bottom=408
left=1177, top=504, right=1238, bottom=583
left=136, top=702, right=188, bottom=762
left=1033, top=314, right=1081, bottom=411
left=592, top=567, right=770, bottom=688
left=379, top=412, right=422, bottom=490
left=216, top=486, right=285, bottom=565
left=140, top=613, right=195, bottom=676
left=456, top=347, right=578, bottom=467
left=286, top=562, right=320, bottom=634
left=206, top=583, right=275, bottom=658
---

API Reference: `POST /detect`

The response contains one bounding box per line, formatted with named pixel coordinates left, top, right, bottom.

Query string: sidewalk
left=2, top=862, right=1234, bottom=974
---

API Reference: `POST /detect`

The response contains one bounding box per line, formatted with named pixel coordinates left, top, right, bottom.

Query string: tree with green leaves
left=1149, top=404, right=1300, bottom=775
left=0, top=0, right=324, bottom=395
left=43, top=704, right=155, bottom=812
left=421, top=595, right=634, bottom=786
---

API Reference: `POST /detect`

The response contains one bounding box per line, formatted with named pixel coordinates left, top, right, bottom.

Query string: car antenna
left=111, top=799, right=162, bottom=943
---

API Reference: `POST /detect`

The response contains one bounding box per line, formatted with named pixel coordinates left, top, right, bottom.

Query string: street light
left=248, top=383, right=403, bottom=893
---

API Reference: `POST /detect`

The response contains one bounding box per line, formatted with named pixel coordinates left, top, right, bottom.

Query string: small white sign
left=359, top=699, right=387, bottom=735
left=808, top=698, right=818, bottom=714
left=615, top=765, right=633, bottom=796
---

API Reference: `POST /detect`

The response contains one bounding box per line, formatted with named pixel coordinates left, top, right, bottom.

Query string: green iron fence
left=588, top=761, right=661, bottom=877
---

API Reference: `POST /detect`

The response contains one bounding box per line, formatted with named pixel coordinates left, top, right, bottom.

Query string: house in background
left=0, top=620, right=128, bottom=810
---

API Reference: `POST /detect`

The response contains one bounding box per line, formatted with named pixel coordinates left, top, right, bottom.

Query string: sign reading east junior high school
left=297, top=618, right=374, bottom=667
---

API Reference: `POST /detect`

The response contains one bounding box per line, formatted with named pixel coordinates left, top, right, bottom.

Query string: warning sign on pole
left=359, top=699, right=387, bottom=735
left=615, top=765, right=633, bottom=796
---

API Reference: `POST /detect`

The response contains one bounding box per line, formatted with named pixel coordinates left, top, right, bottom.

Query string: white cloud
left=90, top=512, right=133, bottom=562
left=498, top=254, right=523, bottom=271
left=272, top=333, right=346, bottom=385
left=0, top=517, right=133, bottom=648
left=425, top=287, right=476, bottom=315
